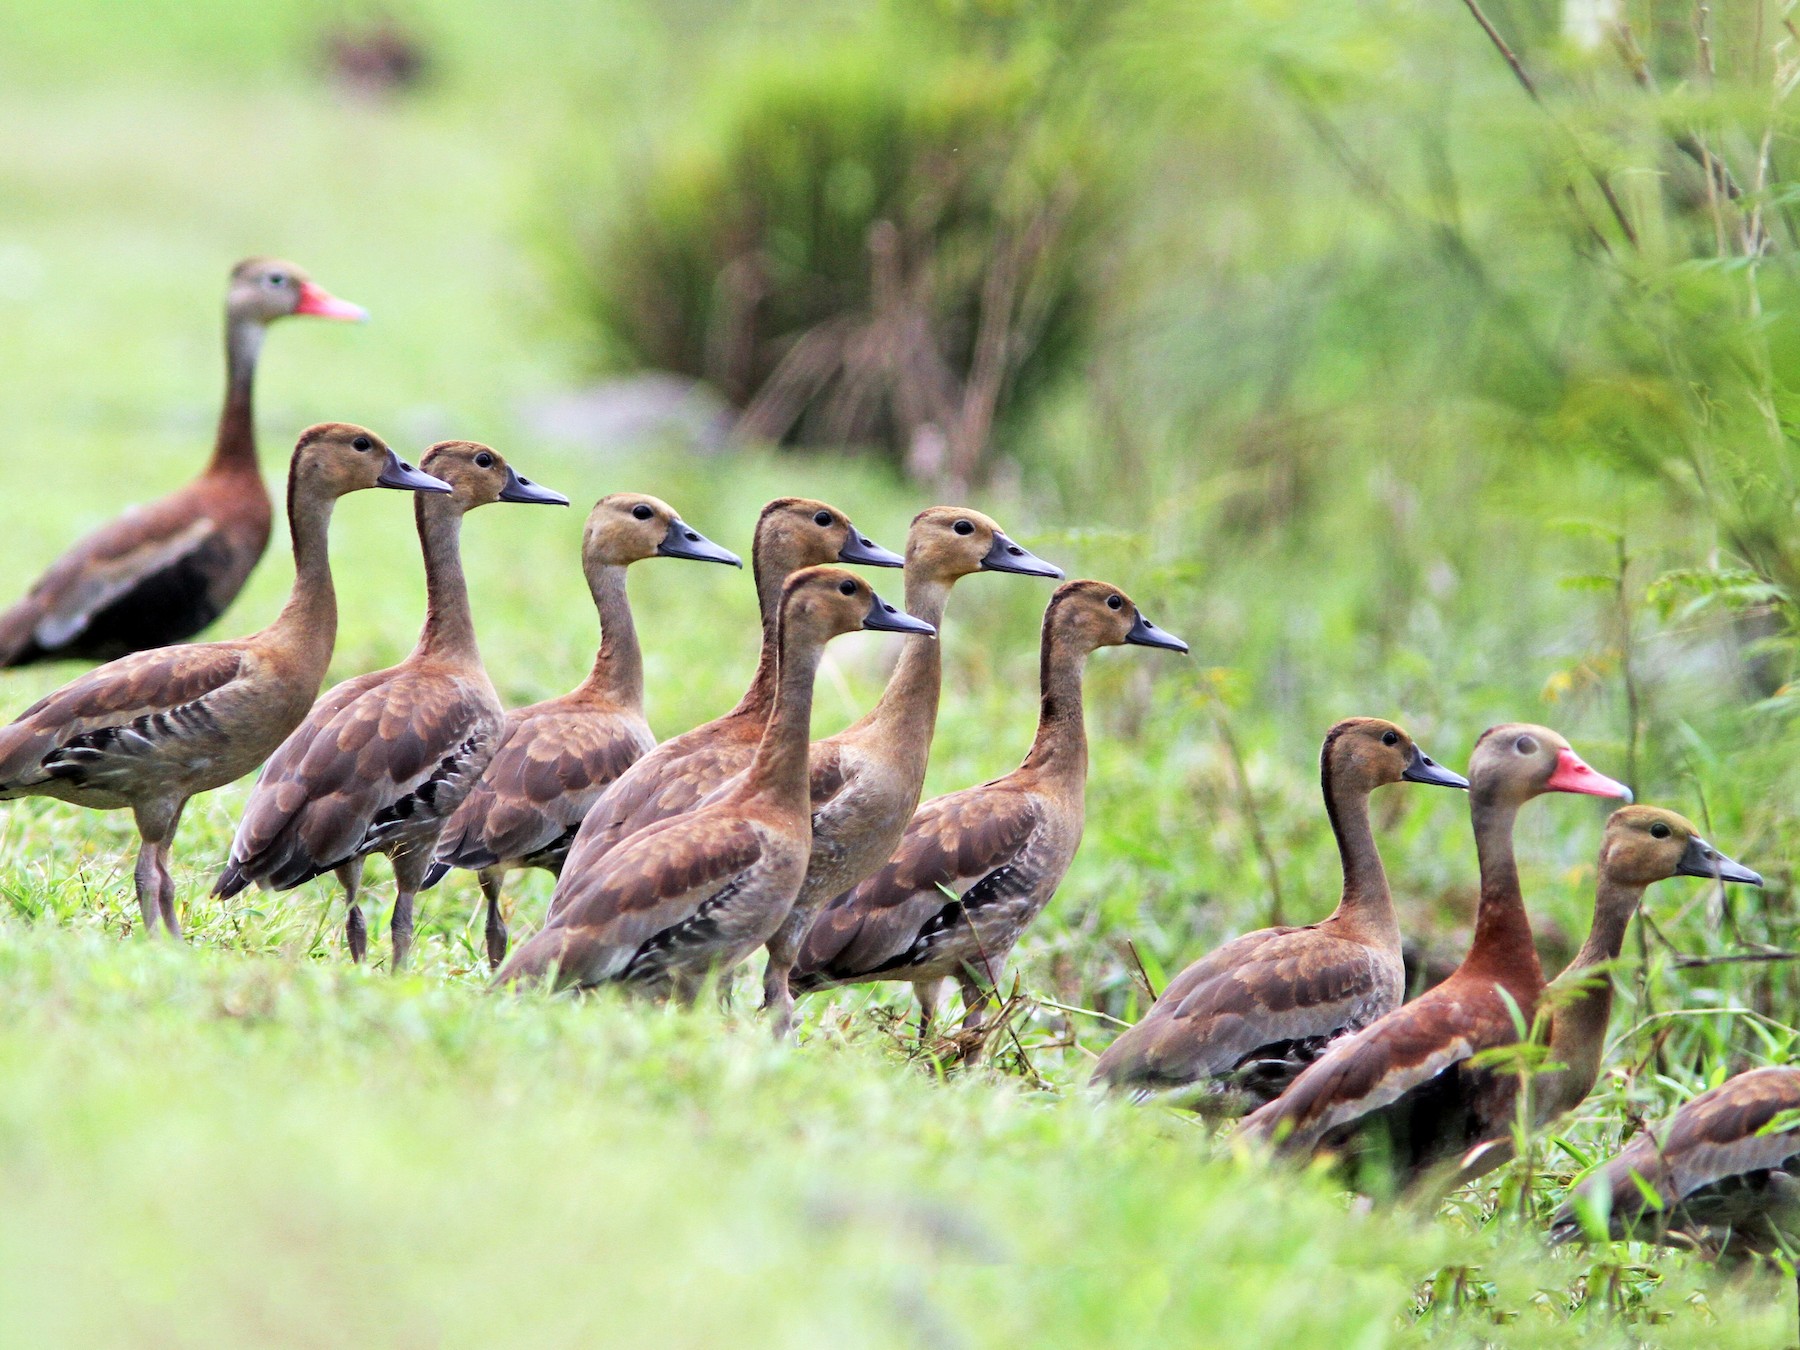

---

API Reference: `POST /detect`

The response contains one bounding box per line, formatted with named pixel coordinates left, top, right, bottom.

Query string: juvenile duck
left=1091, top=718, right=1467, bottom=1108
left=214, top=442, right=567, bottom=969
left=0, top=424, right=444, bottom=934
left=1447, top=807, right=1760, bottom=1188
left=495, top=567, right=935, bottom=994
left=542, top=499, right=902, bottom=924
left=790, top=580, right=1189, bottom=1048
left=0, top=260, right=367, bottom=665
left=427, top=494, right=740, bottom=967
left=746, top=508, right=1061, bottom=1036
left=1238, top=725, right=1632, bottom=1186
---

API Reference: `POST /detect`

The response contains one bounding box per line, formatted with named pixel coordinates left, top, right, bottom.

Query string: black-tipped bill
left=1125, top=612, right=1188, bottom=653
left=980, top=531, right=1064, bottom=579
left=863, top=594, right=936, bottom=637
left=497, top=467, right=570, bottom=506
left=838, top=527, right=905, bottom=568
left=376, top=451, right=452, bottom=494
left=658, top=517, right=742, bottom=567
left=1401, top=743, right=1469, bottom=790
left=1676, top=835, right=1763, bottom=887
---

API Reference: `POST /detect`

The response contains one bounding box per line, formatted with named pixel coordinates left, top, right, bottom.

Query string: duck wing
left=498, top=810, right=764, bottom=986
left=1092, top=925, right=1401, bottom=1099
left=791, top=782, right=1041, bottom=988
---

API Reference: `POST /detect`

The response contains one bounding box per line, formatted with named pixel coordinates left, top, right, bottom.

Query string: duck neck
left=575, top=564, right=643, bottom=711
left=1021, top=620, right=1089, bottom=780
left=1322, top=760, right=1396, bottom=942
left=858, top=572, right=951, bottom=745
left=266, top=470, right=339, bottom=659
left=208, top=316, right=265, bottom=476
left=741, top=629, right=824, bottom=812
left=413, top=493, right=480, bottom=663
left=730, top=547, right=787, bottom=720
left=1539, top=873, right=1643, bottom=1118
left=1462, top=790, right=1544, bottom=992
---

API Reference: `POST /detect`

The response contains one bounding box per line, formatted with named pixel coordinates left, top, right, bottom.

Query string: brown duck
left=214, top=442, right=568, bottom=969
left=790, top=580, right=1189, bottom=1047
left=542, top=499, right=902, bottom=925
left=1446, top=806, right=1760, bottom=1189
left=1237, top=724, right=1632, bottom=1187
left=1551, top=1065, right=1800, bottom=1255
left=0, top=260, right=367, bottom=666
left=426, top=493, right=740, bottom=967
left=0, top=424, right=444, bottom=934
left=1090, top=717, right=1467, bottom=1108
left=495, top=567, right=935, bottom=994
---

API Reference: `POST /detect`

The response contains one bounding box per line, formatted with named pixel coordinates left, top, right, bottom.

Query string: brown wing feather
left=1092, top=925, right=1401, bottom=1092
left=547, top=710, right=760, bottom=918
left=792, top=782, right=1041, bottom=984
left=0, top=641, right=246, bottom=789
left=1557, top=1068, right=1800, bottom=1242
left=437, top=702, right=653, bottom=869
left=499, top=811, right=764, bottom=985
left=221, top=666, right=499, bottom=890
left=1238, top=974, right=1523, bottom=1156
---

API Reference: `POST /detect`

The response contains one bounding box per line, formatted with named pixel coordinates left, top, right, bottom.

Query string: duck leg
left=760, top=910, right=807, bottom=1040
left=390, top=851, right=427, bottom=973
left=478, top=867, right=508, bottom=970
left=338, top=858, right=367, bottom=963
left=129, top=798, right=180, bottom=938
left=957, top=970, right=995, bottom=1066
left=154, top=800, right=188, bottom=937
left=914, top=978, right=948, bottom=1046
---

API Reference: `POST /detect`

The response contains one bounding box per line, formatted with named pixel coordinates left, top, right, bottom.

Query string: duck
left=1237, top=724, right=1632, bottom=1187
left=1090, top=717, right=1468, bottom=1109
left=1551, top=1064, right=1800, bottom=1255
left=425, top=494, right=741, bottom=968
left=0, top=260, right=367, bottom=666
left=789, top=580, right=1189, bottom=1052
left=213, top=441, right=568, bottom=970
left=0, top=424, right=445, bottom=934
left=742, top=508, right=1063, bottom=1036
left=540, top=499, right=902, bottom=925
left=1445, top=807, right=1761, bottom=1189
left=493, top=567, right=935, bottom=994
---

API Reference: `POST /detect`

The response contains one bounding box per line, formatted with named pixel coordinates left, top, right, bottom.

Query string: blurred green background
left=3, top=0, right=1800, bottom=1342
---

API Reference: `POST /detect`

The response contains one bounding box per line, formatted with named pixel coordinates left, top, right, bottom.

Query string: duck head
left=417, top=442, right=570, bottom=512
left=754, top=499, right=904, bottom=579
left=583, top=494, right=740, bottom=570
left=1468, top=723, right=1632, bottom=808
left=1044, top=579, right=1190, bottom=657
left=779, top=566, right=937, bottom=647
left=1599, top=805, right=1762, bottom=889
left=228, top=258, right=367, bottom=325
left=1322, top=717, right=1468, bottom=794
left=290, top=422, right=450, bottom=499
left=905, top=507, right=1063, bottom=583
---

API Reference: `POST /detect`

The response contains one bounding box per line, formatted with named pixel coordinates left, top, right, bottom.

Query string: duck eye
left=351, top=435, right=371, bottom=452
left=1514, top=735, right=1538, bottom=755
left=1651, top=821, right=1671, bottom=839
left=838, top=579, right=857, bottom=596
left=814, top=510, right=833, bottom=527
left=1106, top=594, right=1124, bottom=610
left=632, top=504, right=654, bottom=520
left=1382, top=730, right=1399, bottom=746
left=475, top=452, right=494, bottom=469
left=954, top=519, right=974, bottom=536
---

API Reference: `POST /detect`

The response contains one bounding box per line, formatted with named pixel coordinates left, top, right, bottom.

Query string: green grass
left=3, top=1, right=1800, bottom=1343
